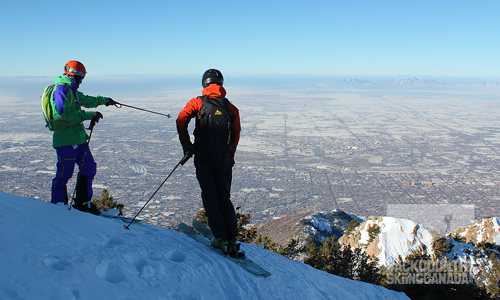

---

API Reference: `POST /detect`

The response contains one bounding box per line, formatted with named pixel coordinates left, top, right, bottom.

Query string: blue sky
left=1, top=0, right=499, bottom=78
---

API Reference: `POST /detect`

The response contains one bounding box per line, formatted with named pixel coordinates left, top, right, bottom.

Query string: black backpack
left=195, top=96, right=234, bottom=160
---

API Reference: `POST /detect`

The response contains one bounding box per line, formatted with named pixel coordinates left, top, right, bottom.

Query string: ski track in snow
left=0, top=191, right=409, bottom=300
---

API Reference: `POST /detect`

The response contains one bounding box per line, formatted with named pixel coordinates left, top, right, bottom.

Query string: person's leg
left=73, top=144, right=100, bottom=214
left=51, top=146, right=78, bottom=204
left=196, top=164, right=228, bottom=240
left=75, top=144, right=97, bottom=203
left=215, top=167, right=238, bottom=240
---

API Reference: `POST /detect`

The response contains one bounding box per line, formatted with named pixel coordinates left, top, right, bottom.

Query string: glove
left=182, top=144, right=196, bottom=156
left=105, top=98, right=117, bottom=107
left=89, top=111, right=103, bottom=130
left=181, top=144, right=195, bottom=165
left=92, top=111, right=103, bottom=122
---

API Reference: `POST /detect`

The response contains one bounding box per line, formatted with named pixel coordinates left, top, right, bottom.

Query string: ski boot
left=73, top=201, right=101, bottom=215
left=211, top=238, right=229, bottom=252
left=227, top=240, right=245, bottom=258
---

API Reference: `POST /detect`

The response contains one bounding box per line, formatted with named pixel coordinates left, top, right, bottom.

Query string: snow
left=444, top=240, right=493, bottom=279
left=0, top=192, right=409, bottom=300
left=362, top=217, right=434, bottom=266
left=379, top=218, right=434, bottom=266
left=455, top=217, right=500, bottom=245
left=492, top=217, right=500, bottom=245
left=302, top=210, right=363, bottom=242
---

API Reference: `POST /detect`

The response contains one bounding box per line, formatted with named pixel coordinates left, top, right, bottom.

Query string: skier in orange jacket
left=176, top=69, right=242, bottom=257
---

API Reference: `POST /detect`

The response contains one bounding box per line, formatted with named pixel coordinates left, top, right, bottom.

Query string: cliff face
left=257, top=211, right=312, bottom=246
left=257, top=210, right=361, bottom=247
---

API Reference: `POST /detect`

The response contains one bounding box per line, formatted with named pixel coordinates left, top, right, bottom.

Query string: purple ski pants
left=51, top=144, right=96, bottom=204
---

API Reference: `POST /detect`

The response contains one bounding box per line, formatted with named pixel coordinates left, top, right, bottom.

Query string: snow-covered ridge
left=301, top=210, right=363, bottom=242
left=339, top=217, right=434, bottom=266
left=302, top=213, right=498, bottom=287
left=0, top=192, right=408, bottom=300
left=452, top=217, right=500, bottom=245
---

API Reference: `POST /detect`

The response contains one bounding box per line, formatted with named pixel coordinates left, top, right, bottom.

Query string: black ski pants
left=195, top=159, right=238, bottom=241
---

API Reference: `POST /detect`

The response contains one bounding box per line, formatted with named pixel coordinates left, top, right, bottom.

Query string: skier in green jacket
left=50, top=60, right=116, bottom=214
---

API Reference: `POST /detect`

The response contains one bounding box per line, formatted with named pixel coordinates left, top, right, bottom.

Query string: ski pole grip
left=87, top=120, right=96, bottom=130
left=180, top=151, right=193, bottom=165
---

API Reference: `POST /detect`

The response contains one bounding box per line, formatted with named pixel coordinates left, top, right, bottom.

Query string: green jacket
left=51, top=75, right=108, bottom=148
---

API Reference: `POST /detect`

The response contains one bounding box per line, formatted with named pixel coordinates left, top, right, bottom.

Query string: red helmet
left=64, top=61, right=87, bottom=77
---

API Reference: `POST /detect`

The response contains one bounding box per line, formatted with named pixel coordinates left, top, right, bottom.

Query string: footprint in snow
left=123, top=253, right=158, bottom=279
left=43, top=255, right=72, bottom=271
left=104, top=236, right=124, bottom=248
left=95, top=262, right=126, bottom=283
left=70, top=288, right=81, bottom=300
left=0, top=286, right=19, bottom=299
left=123, top=253, right=149, bottom=269
left=166, top=249, right=187, bottom=263
left=147, top=252, right=163, bottom=261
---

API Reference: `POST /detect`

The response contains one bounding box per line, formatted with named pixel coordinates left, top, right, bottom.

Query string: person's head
left=63, top=60, right=87, bottom=85
left=202, top=69, right=224, bottom=88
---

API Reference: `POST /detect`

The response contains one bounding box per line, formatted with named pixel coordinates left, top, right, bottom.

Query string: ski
left=192, top=220, right=214, bottom=239
left=178, top=223, right=271, bottom=277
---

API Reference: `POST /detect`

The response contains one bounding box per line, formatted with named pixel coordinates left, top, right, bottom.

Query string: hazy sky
left=1, top=0, right=499, bottom=78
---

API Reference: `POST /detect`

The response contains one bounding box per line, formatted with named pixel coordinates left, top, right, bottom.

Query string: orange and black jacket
left=176, top=84, right=241, bottom=158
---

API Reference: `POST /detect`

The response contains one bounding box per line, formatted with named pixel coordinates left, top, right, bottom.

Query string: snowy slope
left=0, top=192, right=409, bottom=300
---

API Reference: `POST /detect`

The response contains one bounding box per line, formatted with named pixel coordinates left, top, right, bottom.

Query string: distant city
left=1, top=84, right=500, bottom=231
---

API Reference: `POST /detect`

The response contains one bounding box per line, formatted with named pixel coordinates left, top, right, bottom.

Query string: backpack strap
left=197, top=95, right=207, bottom=117
left=51, top=83, right=80, bottom=129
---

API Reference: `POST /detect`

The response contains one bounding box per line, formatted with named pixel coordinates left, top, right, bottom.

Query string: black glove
left=89, top=112, right=103, bottom=130
left=182, top=144, right=196, bottom=156
left=105, top=98, right=117, bottom=107
left=181, top=144, right=195, bottom=165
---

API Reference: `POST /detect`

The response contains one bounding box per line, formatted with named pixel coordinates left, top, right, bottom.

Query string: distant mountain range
left=320, top=77, right=500, bottom=90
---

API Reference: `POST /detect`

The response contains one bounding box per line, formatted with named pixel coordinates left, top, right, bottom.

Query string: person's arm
left=53, top=85, right=93, bottom=123
left=176, top=97, right=201, bottom=147
left=77, top=91, right=108, bottom=108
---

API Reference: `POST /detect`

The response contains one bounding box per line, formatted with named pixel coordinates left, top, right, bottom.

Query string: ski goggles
left=64, top=66, right=86, bottom=78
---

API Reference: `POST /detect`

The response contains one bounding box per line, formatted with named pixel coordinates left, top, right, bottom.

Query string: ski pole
left=113, top=101, right=172, bottom=118
left=124, top=151, right=193, bottom=229
left=68, top=126, right=94, bottom=210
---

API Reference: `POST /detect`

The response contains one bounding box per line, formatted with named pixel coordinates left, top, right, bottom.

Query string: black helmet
left=202, top=69, right=224, bottom=88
